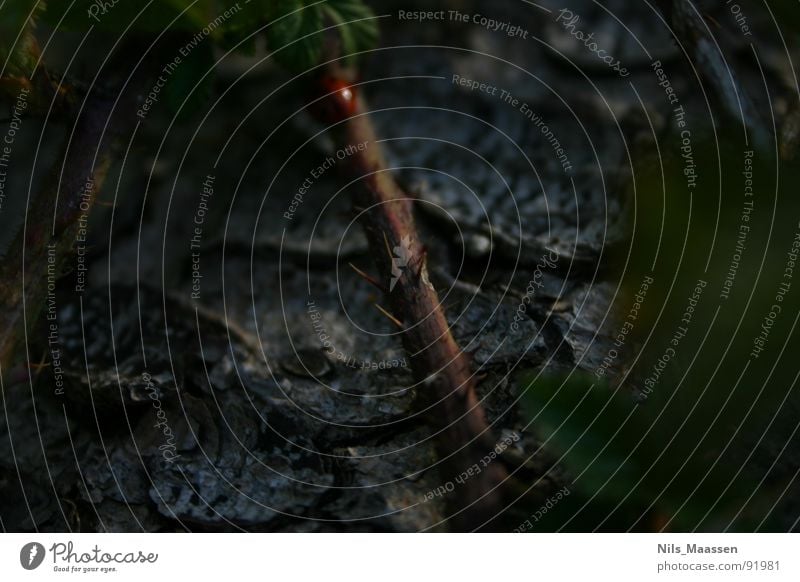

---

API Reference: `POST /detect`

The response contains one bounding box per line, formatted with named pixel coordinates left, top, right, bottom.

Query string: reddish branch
left=0, top=91, right=117, bottom=376
left=321, top=84, right=508, bottom=529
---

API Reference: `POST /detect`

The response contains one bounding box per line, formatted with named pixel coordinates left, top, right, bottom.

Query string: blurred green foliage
left=265, top=0, right=379, bottom=71
left=522, top=123, right=800, bottom=531
left=40, top=0, right=378, bottom=71
left=0, top=1, right=46, bottom=77
left=2, top=1, right=378, bottom=114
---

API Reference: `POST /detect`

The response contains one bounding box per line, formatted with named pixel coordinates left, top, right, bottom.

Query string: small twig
left=658, top=0, right=771, bottom=148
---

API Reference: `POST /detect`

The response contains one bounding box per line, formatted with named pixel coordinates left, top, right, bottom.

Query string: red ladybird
left=308, top=75, right=357, bottom=123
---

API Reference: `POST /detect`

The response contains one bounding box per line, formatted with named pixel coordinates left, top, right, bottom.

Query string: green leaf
left=266, top=0, right=323, bottom=72
left=521, top=369, right=760, bottom=530
left=323, top=0, right=378, bottom=63
left=35, top=1, right=379, bottom=73
left=265, top=0, right=378, bottom=72
left=522, top=374, right=642, bottom=504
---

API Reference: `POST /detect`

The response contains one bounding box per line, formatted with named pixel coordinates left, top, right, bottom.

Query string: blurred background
left=1, top=0, right=800, bottom=532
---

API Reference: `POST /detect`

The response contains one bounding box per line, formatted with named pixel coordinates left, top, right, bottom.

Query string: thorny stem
left=0, top=92, right=116, bottom=376
left=331, top=92, right=508, bottom=530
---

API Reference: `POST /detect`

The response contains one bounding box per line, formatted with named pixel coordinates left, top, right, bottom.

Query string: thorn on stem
left=349, top=262, right=386, bottom=292
left=382, top=231, right=394, bottom=263
left=374, top=303, right=404, bottom=329
left=29, top=352, right=50, bottom=372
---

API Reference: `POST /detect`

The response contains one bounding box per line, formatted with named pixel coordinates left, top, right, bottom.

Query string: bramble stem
left=332, top=93, right=508, bottom=530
